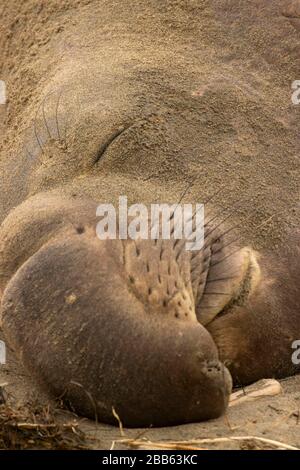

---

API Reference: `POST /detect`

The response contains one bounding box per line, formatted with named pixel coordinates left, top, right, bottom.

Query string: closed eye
left=93, top=124, right=132, bottom=165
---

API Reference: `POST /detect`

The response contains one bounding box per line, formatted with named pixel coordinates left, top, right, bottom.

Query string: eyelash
left=24, top=89, right=68, bottom=161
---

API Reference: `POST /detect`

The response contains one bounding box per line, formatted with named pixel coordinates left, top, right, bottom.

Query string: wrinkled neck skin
left=0, top=0, right=299, bottom=427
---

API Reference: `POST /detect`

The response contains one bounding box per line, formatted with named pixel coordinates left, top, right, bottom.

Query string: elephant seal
left=0, top=0, right=299, bottom=427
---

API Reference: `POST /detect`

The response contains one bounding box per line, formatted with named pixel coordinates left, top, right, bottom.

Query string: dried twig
left=118, top=436, right=299, bottom=451
left=112, top=407, right=125, bottom=437
left=229, top=379, right=282, bottom=407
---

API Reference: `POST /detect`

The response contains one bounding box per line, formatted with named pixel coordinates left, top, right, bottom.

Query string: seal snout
left=0, top=193, right=234, bottom=426
left=201, top=359, right=233, bottom=399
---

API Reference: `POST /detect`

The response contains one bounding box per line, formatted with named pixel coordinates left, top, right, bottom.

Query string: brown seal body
left=0, top=0, right=299, bottom=426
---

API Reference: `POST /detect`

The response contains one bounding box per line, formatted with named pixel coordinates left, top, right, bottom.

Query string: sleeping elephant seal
left=0, top=0, right=299, bottom=426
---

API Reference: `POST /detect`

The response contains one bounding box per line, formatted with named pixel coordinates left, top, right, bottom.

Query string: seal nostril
left=205, top=360, right=221, bottom=372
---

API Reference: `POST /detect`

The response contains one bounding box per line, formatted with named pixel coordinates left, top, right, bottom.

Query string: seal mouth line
left=93, top=123, right=132, bottom=165
left=207, top=249, right=260, bottom=323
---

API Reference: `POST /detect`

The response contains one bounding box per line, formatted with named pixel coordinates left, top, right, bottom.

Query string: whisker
left=214, top=211, right=253, bottom=241
left=168, top=175, right=198, bottom=228
left=150, top=176, right=197, bottom=235
left=210, top=224, right=240, bottom=245
left=190, top=245, right=208, bottom=262
left=199, top=223, right=240, bottom=252
left=206, top=274, right=240, bottom=283
left=55, top=89, right=64, bottom=141
left=58, top=85, right=72, bottom=144
left=210, top=247, right=242, bottom=268
left=211, top=236, right=241, bottom=256
left=198, top=304, right=221, bottom=309
left=203, top=185, right=225, bottom=207
left=205, top=213, right=253, bottom=252
left=184, top=184, right=227, bottom=227
left=33, top=103, right=44, bottom=152
left=42, top=92, right=53, bottom=139
left=189, top=206, right=247, bottom=251
left=176, top=176, right=197, bottom=207
left=24, top=145, right=35, bottom=161
left=184, top=196, right=245, bottom=244
left=202, top=292, right=231, bottom=296
left=204, top=199, right=245, bottom=237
